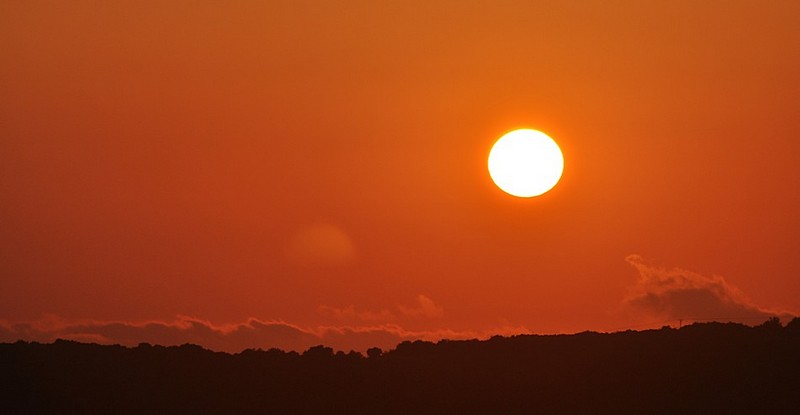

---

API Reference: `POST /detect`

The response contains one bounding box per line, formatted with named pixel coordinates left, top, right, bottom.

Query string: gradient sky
left=2, top=1, right=799, bottom=352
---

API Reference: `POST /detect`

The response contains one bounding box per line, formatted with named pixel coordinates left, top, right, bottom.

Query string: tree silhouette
left=366, top=347, right=382, bottom=359
left=3, top=319, right=800, bottom=414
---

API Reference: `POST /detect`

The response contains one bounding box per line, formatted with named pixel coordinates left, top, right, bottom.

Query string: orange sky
left=2, top=1, right=799, bottom=351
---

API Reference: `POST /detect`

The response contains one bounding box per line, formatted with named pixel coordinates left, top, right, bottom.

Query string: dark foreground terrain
left=3, top=319, right=800, bottom=414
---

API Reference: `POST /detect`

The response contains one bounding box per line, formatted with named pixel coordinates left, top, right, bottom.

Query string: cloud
left=624, top=254, right=794, bottom=324
left=0, top=315, right=529, bottom=353
left=398, top=295, right=444, bottom=318
left=320, top=294, right=444, bottom=324
left=0, top=315, right=319, bottom=353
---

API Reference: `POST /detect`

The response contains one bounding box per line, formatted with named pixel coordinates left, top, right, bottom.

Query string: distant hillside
left=3, top=319, right=799, bottom=414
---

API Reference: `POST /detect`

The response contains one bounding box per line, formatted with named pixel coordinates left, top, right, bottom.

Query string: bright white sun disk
left=488, top=129, right=564, bottom=197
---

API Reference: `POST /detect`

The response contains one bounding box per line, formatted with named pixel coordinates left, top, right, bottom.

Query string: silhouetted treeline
left=3, top=318, right=800, bottom=414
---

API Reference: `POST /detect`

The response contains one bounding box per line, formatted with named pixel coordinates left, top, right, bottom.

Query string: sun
left=488, top=129, right=564, bottom=197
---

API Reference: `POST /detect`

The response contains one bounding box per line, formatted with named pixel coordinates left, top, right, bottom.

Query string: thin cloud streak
left=0, top=315, right=531, bottom=353
left=398, top=295, right=444, bottom=318
left=319, top=294, right=444, bottom=323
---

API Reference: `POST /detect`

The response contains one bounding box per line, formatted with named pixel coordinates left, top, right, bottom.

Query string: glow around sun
left=488, top=129, right=564, bottom=197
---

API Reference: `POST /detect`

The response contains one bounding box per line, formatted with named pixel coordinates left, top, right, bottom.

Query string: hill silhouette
left=3, top=318, right=800, bottom=414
